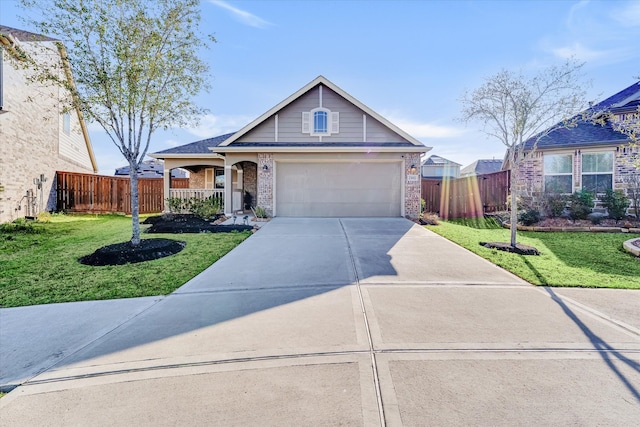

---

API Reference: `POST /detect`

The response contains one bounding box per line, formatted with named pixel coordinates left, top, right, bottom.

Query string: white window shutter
left=302, top=112, right=310, bottom=134
left=330, top=112, right=339, bottom=134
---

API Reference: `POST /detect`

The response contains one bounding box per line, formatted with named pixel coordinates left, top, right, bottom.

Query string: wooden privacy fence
left=422, top=170, right=510, bottom=219
left=56, top=171, right=188, bottom=214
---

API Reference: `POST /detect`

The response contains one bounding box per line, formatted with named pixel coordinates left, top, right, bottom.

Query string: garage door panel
left=276, top=162, right=401, bottom=217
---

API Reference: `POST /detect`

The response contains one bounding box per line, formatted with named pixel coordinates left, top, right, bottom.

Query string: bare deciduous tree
left=461, top=59, right=589, bottom=247
left=20, top=0, right=212, bottom=245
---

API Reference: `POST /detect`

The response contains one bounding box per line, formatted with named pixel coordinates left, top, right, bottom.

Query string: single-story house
left=150, top=76, right=431, bottom=218
left=420, top=155, right=461, bottom=179
left=515, top=81, right=639, bottom=200
left=460, top=159, right=503, bottom=177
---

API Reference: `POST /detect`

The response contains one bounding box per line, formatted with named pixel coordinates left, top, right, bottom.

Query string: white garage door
left=275, top=162, right=402, bottom=217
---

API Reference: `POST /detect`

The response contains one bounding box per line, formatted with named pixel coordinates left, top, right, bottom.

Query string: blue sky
left=2, top=0, right=640, bottom=174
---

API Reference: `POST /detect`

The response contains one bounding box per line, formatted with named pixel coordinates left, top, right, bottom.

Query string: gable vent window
left=314, top=110, right=327, bottom=133
left=302, top=108, right=339, bottom=136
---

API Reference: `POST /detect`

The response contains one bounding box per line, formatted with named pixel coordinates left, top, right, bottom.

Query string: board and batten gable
left=233, top=84, right=411, bottom=144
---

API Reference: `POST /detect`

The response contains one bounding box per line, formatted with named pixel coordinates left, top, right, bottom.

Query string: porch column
left=224, top=164, right=233, bottom=215
left=163, top=169, right=171, bottom=212
left=237, top=168, right=244, bottom=210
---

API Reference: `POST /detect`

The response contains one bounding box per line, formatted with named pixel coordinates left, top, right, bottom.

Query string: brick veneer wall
left=189, top=169, right=206, bottom=188
left=257, top=153, right=274, bottom=215
left=404, top=153, right=421, bottom=218
left=241, top=162, right=257, bottom=208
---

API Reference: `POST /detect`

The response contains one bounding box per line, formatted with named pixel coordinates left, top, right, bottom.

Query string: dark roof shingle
left=153, top=133, right=235, bottom=154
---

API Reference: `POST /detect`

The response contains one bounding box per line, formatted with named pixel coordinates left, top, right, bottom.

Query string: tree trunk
left=510, top=167, right=517, bottom=247
left=129, top=163, right=141, bottom=246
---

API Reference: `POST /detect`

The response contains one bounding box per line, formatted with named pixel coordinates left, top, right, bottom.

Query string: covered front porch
left=160, top=156, right=258, bottom=215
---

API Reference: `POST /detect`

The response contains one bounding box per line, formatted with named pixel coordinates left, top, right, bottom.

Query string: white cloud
left=387, top=116, right=468, bottom=140
left=209, top=0, right=272, bottom=29
left=551, top=42, right=621, bottom=62
left=184, top=113, right=253, bottom=138
left=611, top=1, right=640, bottom=27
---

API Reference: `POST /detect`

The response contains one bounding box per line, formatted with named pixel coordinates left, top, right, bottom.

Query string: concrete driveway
left=1, top=218, right=639, bottom=426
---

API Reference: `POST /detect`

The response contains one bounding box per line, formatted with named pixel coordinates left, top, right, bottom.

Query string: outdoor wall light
left=409, top=164, right=417, bottom=174
left=262, top=164, right=269, bottom=171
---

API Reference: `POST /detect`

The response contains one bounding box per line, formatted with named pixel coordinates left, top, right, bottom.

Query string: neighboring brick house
left=420, top=155, right=461, bottom=179
left=513, top=81, right=639, bottom=211
left=151, top=76, right=431, bottom=218
left=0, top=25, right=97, bottom=223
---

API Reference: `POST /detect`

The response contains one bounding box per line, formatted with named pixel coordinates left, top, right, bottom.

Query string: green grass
left=427, top=218, right=640, bottom=289
left=0, top=214, right=250, bottom=307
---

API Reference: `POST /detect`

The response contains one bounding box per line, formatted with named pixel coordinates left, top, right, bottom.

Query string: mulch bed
left=79, top=238, right=186, bottom=266
left=144, top=214, right=253, bottom=234
left=479, top=241, right=540, bottom=255
left=79, top=214, right=254, bottom=266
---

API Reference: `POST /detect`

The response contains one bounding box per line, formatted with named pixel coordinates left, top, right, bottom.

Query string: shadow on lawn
left=545, top=287, right=640, bottom=403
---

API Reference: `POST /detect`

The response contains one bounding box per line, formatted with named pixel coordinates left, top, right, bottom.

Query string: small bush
left=253, top=206, right=269, bottom=218
left=188, top=198, right=221, bottom=220
left=166, top=197, right=186, bottom=213
left=543, top=193, right=568, bottom=218
left=37, top=211, right=52, bottom=222
left=0, top=218, right=43, bottom=234
left=568, top=190, right=594, bottom=221
left=420, top=198, right=426, bottom=213
left=518, top=209, right=540, bottom=226
left=601, top=189, right=630, bottom=221
left=420, top=212, right=439, bottom=225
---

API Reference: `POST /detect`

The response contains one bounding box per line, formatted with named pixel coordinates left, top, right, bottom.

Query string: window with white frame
left=63, top=112, right=71, bottom=134
left=581, top=152, right=613, bottom=194
left=544, top=153, right=573, bottom=193
left=302, top=108, right=339, bottom=136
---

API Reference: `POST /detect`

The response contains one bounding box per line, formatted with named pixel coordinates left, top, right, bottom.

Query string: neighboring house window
left=582, top=152, right=613, bottom=194
left=302, top=108, right=339, bottom=136
left=63, top=112, right=71, bottom=134
left=544, top=153, right=572, bottom=193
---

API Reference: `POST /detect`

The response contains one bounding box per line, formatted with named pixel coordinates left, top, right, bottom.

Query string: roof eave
left=149, top=153, right=226, bottom=159
left=210, top=145, right=431, bottom=154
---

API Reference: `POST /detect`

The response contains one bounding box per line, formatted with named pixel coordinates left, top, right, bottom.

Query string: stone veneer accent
left=257, top=153, right=274, bottom=215
left=404, top=153, right=421, bottom=218
left=241, top=162, right=258, bottom=208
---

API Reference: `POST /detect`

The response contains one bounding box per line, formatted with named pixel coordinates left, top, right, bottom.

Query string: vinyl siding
left=235, top=84, right=411, bottom=144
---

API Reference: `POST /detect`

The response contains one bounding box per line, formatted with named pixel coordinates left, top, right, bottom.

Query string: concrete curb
left=623, top=238, right=640, bottom=257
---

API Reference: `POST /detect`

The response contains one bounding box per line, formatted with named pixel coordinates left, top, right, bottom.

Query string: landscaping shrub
left=253, top=206, right=269, bottom=218
left=420, top=212, right=439, bottom=225
left=188, top=197, right=221, bottom=220
left=166, top=197, right=186, bottom=213
left=542, top=193, right=568, bottom=218
left=601, top=189, right=630, bottom=221
left=567, top=190, right=594, bottom=221
left=518, top=209, right=540, bottom=226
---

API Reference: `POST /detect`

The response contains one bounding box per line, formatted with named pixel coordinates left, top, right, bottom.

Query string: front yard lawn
left=0, top=215, right=250, bottom=307
left=427, top=218, right=640, bottom=289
